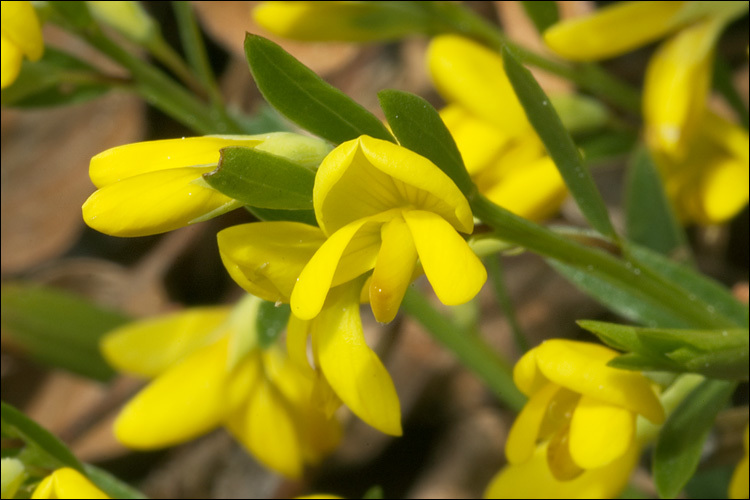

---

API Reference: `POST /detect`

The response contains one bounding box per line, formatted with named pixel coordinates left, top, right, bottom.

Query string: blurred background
left=1, top=2, right=748, bottom=498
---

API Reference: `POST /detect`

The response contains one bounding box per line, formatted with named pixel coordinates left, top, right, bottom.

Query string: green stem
left=484, top=256, right=530, bottom=353
left=470, top=193, right=735, bottom=330
left=401, top=288, right=526, bottom=412
left=428, top=2, right=641, bottom=114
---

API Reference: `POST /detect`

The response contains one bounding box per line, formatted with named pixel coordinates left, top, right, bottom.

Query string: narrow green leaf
left=1, top=48, right=111, bottom=108
left=625, top=148, right=687, bottom=257
left=378, top=89, right=474, bottom=196
left=653, top=379, right=736, bottom=499
left=204, top=146, right=315, bottom=210
left=246, top=206, right=318, bottom=226
left=244, top=33, right=394, bottom=145
left=84, top=465, right=148, bottom=499
left=1, top=284, right=128, bottom=381
left=626, top=244, right=748, bottom=328
left=0, top=402, right=83, bottom=472
left=607, top=353, right=670, bottom=372
left=579, top=131, right=638, bottom=166
left=256, top=302, right=290, bottom=349
left=501, top=46, right=616, bottom=238
left=47, top=1, right=94, bottom=30
left=520, top=1, right=559, bottom=34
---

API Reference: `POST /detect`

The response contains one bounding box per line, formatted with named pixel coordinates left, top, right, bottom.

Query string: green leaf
left=256, top=301, right=290, bottom=349
left=578, top=320, right=749, bottom=380
left=501, top=46, right=616, bottom=238
left=204, top=146, right=315, bottom=210
left=84, top=464, right=148, bottom=499
left=246, top=206, right=318, bottom=226
left=579, top=131, right=638, bottom=166
left=625, top=148, right=687, bottom=258
left=1, top=48, right=111, bottom=108
left=378, top=89, right=474, bottom=196
left=244, top=33, right=394, bottom=145
left=520, top=1, right=559, bottom=34
left=653, top=379, right=736, bottom=499
left=1, top=284, right=129, bottom=381
left=0, top=402, right=83, bottom=472
left=46, top=1, right=95, bottom=30
left=626, top=244, right=748, bottom=328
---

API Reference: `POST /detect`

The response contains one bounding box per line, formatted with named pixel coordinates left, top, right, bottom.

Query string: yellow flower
left=485, top=440, right=642, bottom=499
left=1, top=458, right=26, bottom=499
left=218, top=222, right=402, bottom=436
left=101, top=297, right=341, bottom=478
left=1, top=0, right=44, bottom=89
left=31, top=468, right=108, bottom=499
left=82, top=132, right=331, bottom=237
left=729, top=424, right=749, bottom=499
left=427, top=35, right=567, bottom=221
left=505, top=340, right=664, bottom=480
left=544, top=1, right=749, bottom=224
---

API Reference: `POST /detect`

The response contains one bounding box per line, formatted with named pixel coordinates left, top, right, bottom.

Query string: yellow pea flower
left=505, top=340, right=664, bottom=480
left=82, top=132, right=331, bottom=237
left=729, top=424, right=749, bottom=499
left=1, top=458, right=26, bottom=499
left=544, top=1, right=749, bottom=224
left=101, top=297, right=341, bottom=478
left=1, top=0, right=44, bottom=89
left=427, top=35, right=567, bottom=222
left=31, top=468, right=108, bottom=500
left=218, top=222, right=402, bottom=436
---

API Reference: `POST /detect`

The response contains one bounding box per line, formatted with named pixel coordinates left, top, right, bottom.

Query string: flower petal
left=291, top=216, right=383, bottom=320
left=403, top=210, right=486, bottom=305
left=544, top=1, right=685, bottom=61
left=218, top=222, right=326, bottom=303
left=485, top=440, right=642, bottom=499
left=100, top=306, right=230, bottom=378
left=546, top=427, right=584, bottom=481
left=513, top=348, right=548, bottom=397
left=428, top=35, right=529, bottom=135
left=82, top=167, right=240, bottom=237
left=114, top=339, right=231, bottom=448
left=439, top=105, right=511, bottom=176
left=31, top=468, right=108, bottom=500
left=534, top=340, right=665, bottom=423
left=313, top=284, right=402, bottom=436
left=569, top=395, right=635, bottom=469
left=1, top=34, right=23, bottom=89
left=369, top=216, right=417, bottom=323
left=506, top=382, right=559, bottom=465
left=314, top=136, right=473, bottom=235
left=1, top=1, right=43, bottom=61
left=644, top=18, right=721, bottom=160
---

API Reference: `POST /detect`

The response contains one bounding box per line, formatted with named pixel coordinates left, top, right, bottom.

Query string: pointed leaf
left=204, top=146, right=315, bottom=210
left=502, top=46, right=616, bottom=238
left=653, top=379, right=736, bottom=499
left=246, top=206, right=318, bottom=226
left=84, top=465, right=148, bottom=500
left=244, top=33, right=394, bottom=145
left=520, top=1, right=559, bottom=34
left=378, top=89, right=474, bottom=196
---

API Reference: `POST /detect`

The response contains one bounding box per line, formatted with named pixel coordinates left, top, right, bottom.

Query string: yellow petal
left=313, top=284, right=402, bottom=436
left=217, top=222, right=326, bottom=303
left=228, top=374, right=304, bottom=479
left=31, top=468, right=109, bottom=500
left=1, top=1, right=43, bottom=61
left=114, top=339, right=231, bottom=448
left=369, top=216, right=418, bottom=323
left=438, top=106, right=511, bottom=177
left=291, top=216, right=383, bottom=320
left=485, top=440, right=642, bottom=499
left=534, top=340, right=665, bottom=424
left=644, top=18, right=721, bottom=160
left=544, top=1, right=685, bottom=61
left=82, top=167, right=241, bottom=237
left=729, top=425, right=749, bottom=499
left=100, top=306, right=230, bottom=377
left=569, top=395, right=635, bottom=469
left=286, top=313, right=315, bottom=376
left=1, top=33, right=23, bottom=89
left=428, top=35, right=529, bottom=135
left=546, top=427, right=584, bottom=481
left=314, top=136, right=473, bottom=235
left=506, top=382, right=559, bottom=465
left=481, top=156, right=567, bottom=222
left=403, top=210, right=486, bottom=306
left=513, top=348, right=548, bottom=397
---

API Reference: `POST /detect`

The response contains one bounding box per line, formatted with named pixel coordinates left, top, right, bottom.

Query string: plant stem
left=401, top=288, right=526, bottom=412
left=484, top=256, right=530, bottom=353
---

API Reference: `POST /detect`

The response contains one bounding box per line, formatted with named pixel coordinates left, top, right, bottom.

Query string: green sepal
left=246, top=206, right=318, bottom=226
left=378, top=89, right=474, bottom=197
left=204, top=146, right=315, bottom=210
left=653, top=379, right=736, bottom=499
left=244, top=33, right=394, bottom=145
left=501, top=46, right=616, bottom=239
